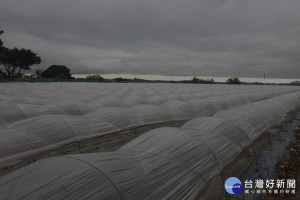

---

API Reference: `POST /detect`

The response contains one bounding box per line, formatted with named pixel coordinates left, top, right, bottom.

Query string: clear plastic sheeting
left=0, top=90, right=300, bottom=200
left=0, top=129, right=56, bottom=160
left=0, top=84, right=299, bottom=164
left=0, top=83, right=299, bottom=125
left=213, top=110, right=264, bottom=141
left=182, top=117, right=251, bottom=147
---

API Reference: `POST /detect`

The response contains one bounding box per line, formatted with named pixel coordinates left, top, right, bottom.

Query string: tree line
left=0, top=29, right=41, bottom=78
left=0, top=27, right=242, bottom=83
left=0, top=28, right=73, bottom=79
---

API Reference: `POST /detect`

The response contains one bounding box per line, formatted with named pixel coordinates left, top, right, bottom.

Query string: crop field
left=0, top=83, right=300, bottom=199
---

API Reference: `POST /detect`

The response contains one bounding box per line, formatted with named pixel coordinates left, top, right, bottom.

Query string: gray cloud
left=1, top=0, right=300, bottom=78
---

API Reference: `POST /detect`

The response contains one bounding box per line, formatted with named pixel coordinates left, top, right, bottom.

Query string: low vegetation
left=227, top=77, right=242, bottom=84
left=188, top=77, right=215, bottom=84
left=86, top=74, right=104, bottom=81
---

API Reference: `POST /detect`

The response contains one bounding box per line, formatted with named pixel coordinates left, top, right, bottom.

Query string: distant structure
left=41, top=65, right=72, bottom=79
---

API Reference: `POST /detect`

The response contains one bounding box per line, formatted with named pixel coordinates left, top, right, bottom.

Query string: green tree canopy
left=227, top=77, right=241, bottom=84
left=1, top=47, right=41, bottom=78
left=41, top=65, right=72, bottom=79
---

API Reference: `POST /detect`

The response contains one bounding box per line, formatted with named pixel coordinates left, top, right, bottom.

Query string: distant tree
left=86, top=74, right=104, bottom=81
left=0, top=30, right=3, bottom=47
left=0, top=30, right=5, bottom=64
left=1, top=47, right=41, bottom=78
left=0, top=29, right=5, bottom=77
left=191, top=77, right=201, bottom=83
left=0, top=69, right=4, bottom=78
left=290, top=81, right=300, bottom=86
left=34, top=69, right=43, bottom=78
left=41, top=65, right=72, bottom=79
left=206, top=78, right=215, bottom=84
left=190, top=77, right=214, bottom=84
left=227, top=77, right=241, bottom=84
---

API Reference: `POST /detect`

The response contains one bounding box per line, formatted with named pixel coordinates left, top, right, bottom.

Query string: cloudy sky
left=1, top=0, right=300, bottom=78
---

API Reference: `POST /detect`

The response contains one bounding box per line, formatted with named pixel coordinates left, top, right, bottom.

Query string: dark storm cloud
left=1, top=0, right=300, bottom=77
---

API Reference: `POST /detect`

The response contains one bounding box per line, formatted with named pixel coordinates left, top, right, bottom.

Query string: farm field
left=0, top=83, right=300, bottom=199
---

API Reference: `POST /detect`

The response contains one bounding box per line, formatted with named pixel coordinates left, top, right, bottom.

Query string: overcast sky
left=1, top=0, right=300, bottom=78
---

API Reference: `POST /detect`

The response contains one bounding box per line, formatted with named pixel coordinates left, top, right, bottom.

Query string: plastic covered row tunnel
left=0, top=91, right=300, bottom=200
left=0, top=88, right=298, bottom=165
left=1, top=83, right=298, bottom=125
